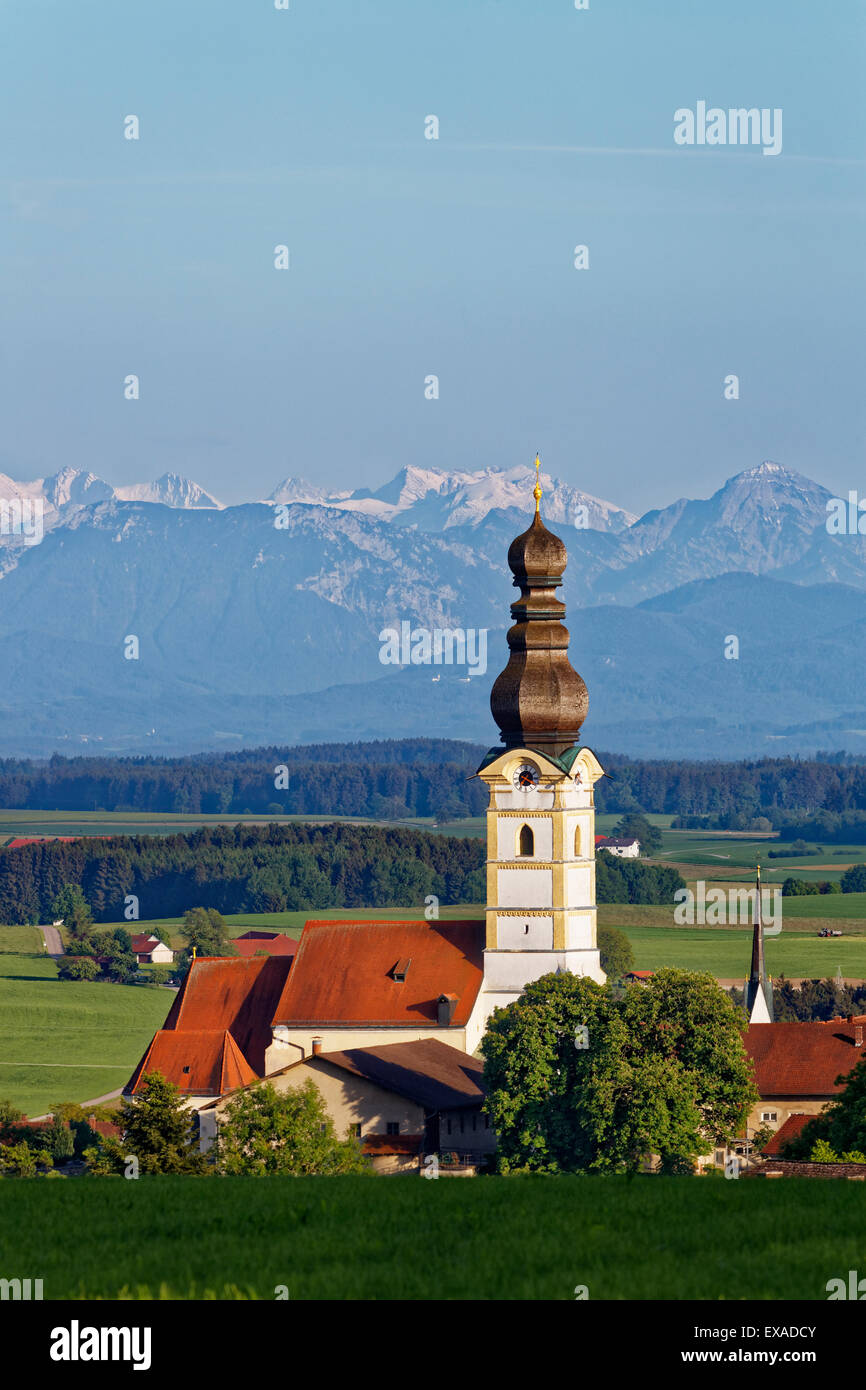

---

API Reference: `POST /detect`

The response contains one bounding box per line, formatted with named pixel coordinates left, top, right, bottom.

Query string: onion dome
left=489, top=456, right=588, bottom=756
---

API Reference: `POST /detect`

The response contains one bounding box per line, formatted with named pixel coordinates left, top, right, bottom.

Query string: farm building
left=129, top=932, right=174, bottom=965
left=232, top=930, right=298, bottom=960
left=198, top=1037, right=492, bottom=1173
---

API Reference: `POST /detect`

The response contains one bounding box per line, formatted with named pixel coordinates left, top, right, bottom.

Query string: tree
left=100, top=927, right=137, bottom=983
left=180, top=907, right=235, bottom=958
left=751, top=1124, right=775, bottom=1153
left=84, top=1072, right=207, bottom=1175
left=215, top=1080, right=370, bottom=1176
left=58, top=957, right=100, bottom=982
left=0, top=1141, right=39, bottom=1176
left=612, top=814, right=662, bottom=856
left=841, top=864, right=866, bottom=893
left=42, top=1113, right=75, bottom=1164
left=483, top=969, right=756, bottom=1174
left=597, top=926, right=634, bottom=982
left=0, top=1099, right=27, bottom=1144
left=50, top=883, right=94, bottom=940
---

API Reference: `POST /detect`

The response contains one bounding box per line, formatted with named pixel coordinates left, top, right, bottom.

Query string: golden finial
left=533, top=452, right=542, bottom=516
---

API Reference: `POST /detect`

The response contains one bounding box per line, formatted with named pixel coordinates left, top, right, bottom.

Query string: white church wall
left=496, top=815, right=553, bottom=861
left=565, top=864, right=593, bottom=905
left=496, top=914, right=554, bottom=949
left=497, top=867, right=552, bottom=908
left=564, top=913, right=596, bottom=951
left=559, top=787, right=591, bottom=810
left=494, top=787, right=555, bottom=811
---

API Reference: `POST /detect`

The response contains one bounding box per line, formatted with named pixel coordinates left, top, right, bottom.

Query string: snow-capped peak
left=115, top=473, right=222, bottom=508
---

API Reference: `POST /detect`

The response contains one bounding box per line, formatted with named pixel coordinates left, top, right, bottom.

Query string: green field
left=0, top=953, right=172, bottom=1115
left=0, top=924, right=44, bottom=953
left=774, top=892, right=866, bottom=919
left=608, top=925, right=866, bottom=980
left=656, top=829, right=866, bottom=884
left=1, top=1175, right=863, bottom=1300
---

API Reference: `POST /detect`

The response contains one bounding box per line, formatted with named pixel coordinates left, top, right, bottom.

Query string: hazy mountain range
left=0, top=459, right=863, bottom=759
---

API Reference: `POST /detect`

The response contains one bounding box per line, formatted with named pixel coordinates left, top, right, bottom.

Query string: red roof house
left=745, top=1015, right=866, bottom=1097
left=233, top=930, right=298, bottom=960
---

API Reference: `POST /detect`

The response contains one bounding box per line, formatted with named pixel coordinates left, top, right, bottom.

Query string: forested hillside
left=1, top=744, right=866, bottom=822
left=0, top=823, right=683, bottom=924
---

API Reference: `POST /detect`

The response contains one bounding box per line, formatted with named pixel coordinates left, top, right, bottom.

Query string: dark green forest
left=0, top=824, right=684, bottom=924
left=0, top=742, right=865, bottom=822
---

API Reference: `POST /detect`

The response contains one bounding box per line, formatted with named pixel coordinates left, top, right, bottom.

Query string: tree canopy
left=482, top=969, right=756, bottom=1174
left=215, top=1080, right=370, bottom=1176
left=84, top=1072, right=207, bottom=1175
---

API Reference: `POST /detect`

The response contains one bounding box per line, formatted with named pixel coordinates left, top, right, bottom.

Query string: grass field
left=1, top=1175, right=864, bottom=1300
left=605, top=925, right=866, bottom=980
left=0, top=924, right=44, bottom=952
left=0, top=953, right=172, bottom=1115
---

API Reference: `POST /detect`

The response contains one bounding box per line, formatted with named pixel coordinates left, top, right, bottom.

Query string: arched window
left=518, top=823, right=534, bottom=857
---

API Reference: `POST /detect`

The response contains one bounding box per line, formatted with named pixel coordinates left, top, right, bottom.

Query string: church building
left=125, top=463, right=607, bottom=1110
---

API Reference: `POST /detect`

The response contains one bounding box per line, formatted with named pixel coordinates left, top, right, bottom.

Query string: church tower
left=745, top=864, right=773, bottom=1023
left=475, top=458, right=606, bottom=1026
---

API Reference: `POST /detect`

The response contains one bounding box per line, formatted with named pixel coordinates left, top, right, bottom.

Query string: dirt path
left=28, top=1087, right=123, bottom=1122
left=39, top=924, right=64, bottom=956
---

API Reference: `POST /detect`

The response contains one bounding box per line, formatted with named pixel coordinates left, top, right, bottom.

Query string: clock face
left=513, top=763, right=540, bottom=791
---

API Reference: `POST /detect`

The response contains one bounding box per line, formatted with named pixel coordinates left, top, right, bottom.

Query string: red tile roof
left=271, top=919, right=484, bottom=1027
left=316, top=1038, right=487, bottom=1111
left=745, top=1016, right=866, bottom=1096
left=127, top=1029, right=259, bottom=1097
left=163, top=955, right=292, bottom=1073
left=762, top=1113, right=815, bottom=1156
left=126, top=955, right=293, bottom=1095
left=233, top=932, right=298, bottom=959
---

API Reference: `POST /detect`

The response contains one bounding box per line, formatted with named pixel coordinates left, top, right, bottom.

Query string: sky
left=1, top=0, right=864, bottom=512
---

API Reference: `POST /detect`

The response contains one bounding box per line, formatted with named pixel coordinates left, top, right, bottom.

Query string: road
left=38, top=923, right=64, bottom=956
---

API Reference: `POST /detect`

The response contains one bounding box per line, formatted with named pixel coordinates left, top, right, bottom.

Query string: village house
left=232, top=929, right=298, bottom=960
left=594, top=835, right=640, bottom=858
left=129, top=932, right=174, bottom=965
left=198, top=1037, right=491, bottom=1173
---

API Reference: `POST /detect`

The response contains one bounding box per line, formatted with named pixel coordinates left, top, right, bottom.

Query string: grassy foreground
left=2, top=1175, right=864, bottom=1300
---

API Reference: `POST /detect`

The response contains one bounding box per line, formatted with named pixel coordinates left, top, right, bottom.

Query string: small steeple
left=745, top=862, right=773, bottom=1023
left=489, top=453, right=589, bottom=756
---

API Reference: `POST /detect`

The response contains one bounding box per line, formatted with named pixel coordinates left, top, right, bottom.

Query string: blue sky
left=1, top=0, right=864, bottom=510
